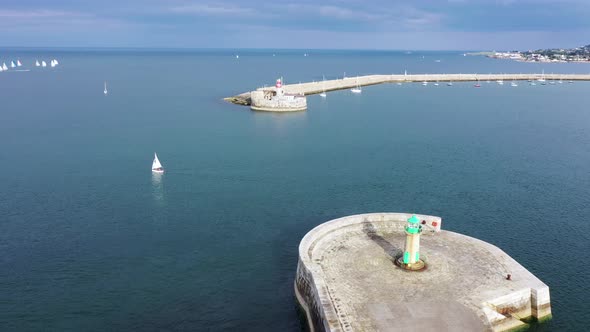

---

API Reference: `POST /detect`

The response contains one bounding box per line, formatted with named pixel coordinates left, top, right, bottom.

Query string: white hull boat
left=152, top=153, right=164, bottom=173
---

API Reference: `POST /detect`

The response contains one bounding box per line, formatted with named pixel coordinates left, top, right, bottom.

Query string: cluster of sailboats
left=0, top=59, right=60, bottom=72
left=420, top=72, right=573, bottom=88
left=35, top=59, right=60, bottom=68
left=0, top=59, right=22, bottom=72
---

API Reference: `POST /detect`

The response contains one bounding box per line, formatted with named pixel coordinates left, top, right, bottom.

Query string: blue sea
left=1, top=48, right=589, bottom=331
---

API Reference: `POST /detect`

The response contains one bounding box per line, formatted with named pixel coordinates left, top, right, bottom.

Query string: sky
left=1, top=0, right=589, bottom=50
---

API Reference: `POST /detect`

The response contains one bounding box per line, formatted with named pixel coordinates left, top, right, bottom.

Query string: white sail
left=0, top=66, right=3, bottom=72
left=50, top=60, right=56, bottom=67
left=2, top=63, right=7, bottom=70
left=54, top=59, right=59, bottom=65
left=41, top=61, right=47, bottom=67
left=10, top=61, right=16, bottom=68
left=17, top=60, right=22, bottom=66
left=152, top=153, right=163, bottom=171
left=103, top=82, right=108, bottom=95
left=35, top=60, right=40, bottom=67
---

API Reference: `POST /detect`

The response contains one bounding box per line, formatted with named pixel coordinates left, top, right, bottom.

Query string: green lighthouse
left=397, top=214, right=425, bottom=270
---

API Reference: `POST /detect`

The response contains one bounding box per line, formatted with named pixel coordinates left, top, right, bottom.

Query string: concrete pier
left=225, top=73, right=590, bottom=106
left=295, top=213, right=551, bottom=332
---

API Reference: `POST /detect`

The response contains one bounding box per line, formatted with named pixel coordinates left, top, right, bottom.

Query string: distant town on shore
left=480, top=44, right=590, bottom=63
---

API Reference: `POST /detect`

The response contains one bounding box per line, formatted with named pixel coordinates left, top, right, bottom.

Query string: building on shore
left=250, top=78, right=307, bottom=112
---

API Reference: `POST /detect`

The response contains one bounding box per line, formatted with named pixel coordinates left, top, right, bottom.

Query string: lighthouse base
left=395, top=257, right=426, bottom=271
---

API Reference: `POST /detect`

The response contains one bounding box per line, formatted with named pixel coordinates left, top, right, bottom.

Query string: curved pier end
left=295, top=213, right=551, bottom=332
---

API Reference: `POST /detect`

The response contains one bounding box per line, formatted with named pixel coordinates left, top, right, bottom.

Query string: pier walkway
left=225, top=73, right=590, bottom=106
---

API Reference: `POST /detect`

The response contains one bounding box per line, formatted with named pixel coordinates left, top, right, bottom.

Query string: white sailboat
left=35, top=60, right=40, bottom=67
left=53, top=59, right=59, bottom=66
left=538, top=69, right=546, bottom=84
left=319, top=75, right=327, bottom=98
left=50, top=60, right=56, bottom=68
left=41, top=61, right=47, bottom=67
left=2, top=62, right=7, bottom=70
left=0, top=66, right=3, bottom=72
left=103, top=81, right=108, bottom=95
left=350, top=77, right=362, bottom=93
left=152, top=153, right=164, bottom=173
left=10, top=61, right=16, bottom=68
left=16, top=59, right=22, bottom=67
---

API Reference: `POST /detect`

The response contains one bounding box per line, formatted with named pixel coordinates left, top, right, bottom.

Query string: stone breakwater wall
left=250, top=90, right=307, bottom=112
left=225, top=73, right=590, bottom=106
left=294, top=213, right=441, bottom=332
left=295, top=213, right=551, bottom=332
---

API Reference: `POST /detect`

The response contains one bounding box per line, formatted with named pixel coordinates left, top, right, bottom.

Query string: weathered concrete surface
left=295, top=213, right=551, bottom=332
left=226, top=73, right=590, bottom=106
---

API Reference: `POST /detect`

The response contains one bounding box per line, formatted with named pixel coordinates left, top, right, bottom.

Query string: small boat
left=422, top=81, right=428, bottom=86
left=16, top=60, right=22, bottom=67
left=568, top=80, right=573, bottom=84
left=10, top=61, right=16, bottom=68
left=396, top=82, right=402, bottom=86
left=474, top=83, right=481, bottom=88
left=53, top=59, right=59, bottom=65
left=434, top=81, right=439, bottom=86
left=351, top=77, right=362, bottom=93
left=447, top=81, right=453, bottom=86
left=530, top=82, right=537, bottom=86
left=41, top=61, right=47, bottom=67
left=35, top=60, right=40, bottom=67
left=152, top=153, right=164, bottom=173
left=511, top=81, right=518, bottom=87
left=319, top=75, right=327, bottom=97
left=538, top=69, right=546, bottom=83
left=0, top=66, right=3, bottom=72
left=2, top=62, right=7, bottom=70
left=103, top=81, right=108, bottom=95
left=235, top=55, right=239, bottom=59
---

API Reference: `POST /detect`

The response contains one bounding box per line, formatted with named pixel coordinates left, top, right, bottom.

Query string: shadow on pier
left=361, top=221, right=403, bottom=261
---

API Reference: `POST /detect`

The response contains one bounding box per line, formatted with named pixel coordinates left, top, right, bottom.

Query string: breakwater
left=225, top=73, right=590, bottom=106
left=295, top=213, right=551, bottom=332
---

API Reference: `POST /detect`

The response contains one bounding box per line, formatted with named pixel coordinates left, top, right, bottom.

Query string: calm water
left=1, top=49, right=589, bottom=331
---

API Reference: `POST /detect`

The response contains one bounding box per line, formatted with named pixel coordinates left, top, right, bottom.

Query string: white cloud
left=169, top=3, right=259, bottom=16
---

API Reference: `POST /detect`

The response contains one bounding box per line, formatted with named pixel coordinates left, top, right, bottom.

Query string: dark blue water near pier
left=1, top=49, right=589, bottom=331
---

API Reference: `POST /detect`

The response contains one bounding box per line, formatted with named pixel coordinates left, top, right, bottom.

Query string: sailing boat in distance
left=152, top=153, right=164, bottom=173
left=35, top=60, right=40, bottom=67
left=319, top=75, right=327, bottom=98
left=350, top=77, right=362, bottom=93
left=103, top=81, right=108, bottom=95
